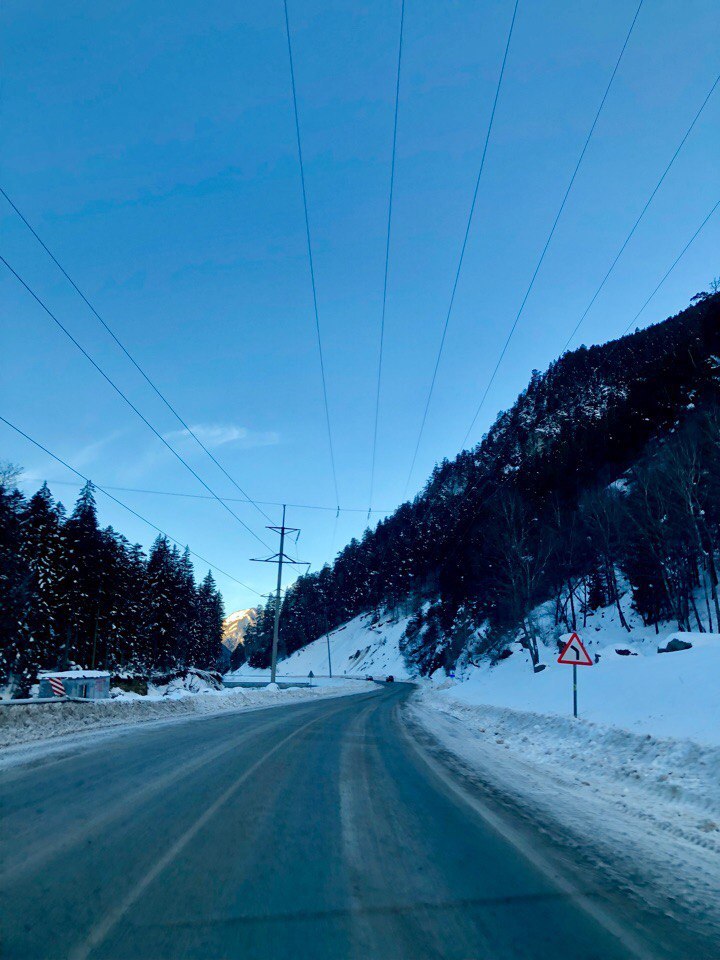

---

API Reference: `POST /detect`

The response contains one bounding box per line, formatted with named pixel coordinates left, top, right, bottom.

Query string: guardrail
left=0, top=696, right=95, bottom=707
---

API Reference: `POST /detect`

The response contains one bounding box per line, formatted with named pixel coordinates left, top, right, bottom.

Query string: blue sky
left=1, top=0, right=718, bottom=613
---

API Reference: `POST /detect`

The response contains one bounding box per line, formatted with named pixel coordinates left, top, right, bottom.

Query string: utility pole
left=251, top=505, right=307, bottom=684
left=325, top=625, right=333, bottom=678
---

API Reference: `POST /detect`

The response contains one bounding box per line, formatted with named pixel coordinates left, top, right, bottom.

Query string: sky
left=1, top=0, right=718, bottom=614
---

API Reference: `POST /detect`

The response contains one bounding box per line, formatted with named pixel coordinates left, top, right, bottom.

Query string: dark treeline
left=0, top=479, right=224, bottom=696
left=239, top=291, right=720, bottom=674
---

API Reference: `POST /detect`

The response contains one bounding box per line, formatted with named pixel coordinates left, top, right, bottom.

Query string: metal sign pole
left=573, top=662, right=578, bottom=718
left=557, top=632, right=592, bottom=718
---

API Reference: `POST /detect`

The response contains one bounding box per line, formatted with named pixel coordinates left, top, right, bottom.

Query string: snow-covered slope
left=431, top=599, right=720, bottom=746
left=437, top=633, right=719, bottom=745
left=230, top=612, right=412, bottom=680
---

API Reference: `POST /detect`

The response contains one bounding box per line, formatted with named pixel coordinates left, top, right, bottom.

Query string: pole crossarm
left=251, top=554, right=308, bottom=566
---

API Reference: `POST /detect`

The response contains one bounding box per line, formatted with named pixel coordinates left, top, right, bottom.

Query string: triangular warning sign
left=557, top=632, right=593, bottom=666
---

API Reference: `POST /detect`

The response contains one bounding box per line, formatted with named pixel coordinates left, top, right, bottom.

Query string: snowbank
left=414, top=694, right=720, bottom=824
left=0, top=679, right=372, bottom=749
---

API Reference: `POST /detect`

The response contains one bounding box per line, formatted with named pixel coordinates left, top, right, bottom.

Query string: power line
left=561, top=70, right=720, bottom=352
left=620, top=198, right=719, bottom=337
left=368, top=0, right=405, bottom=518
left=434, top=225, right=719, bottom=594
left=0, top=187, right=273, bottom=526
left=17, top=477, right=392, bottom=514
left=460, top=0, right=645, bottom=450
left=0, top=414, right=263, bottom=596
left=435, top=199, right=719, bottom=580
left=283, top=0, right=340, bottom=511
left=402, top=0, right=520, bottom=494
left=0, top=254, right=271, bottom=550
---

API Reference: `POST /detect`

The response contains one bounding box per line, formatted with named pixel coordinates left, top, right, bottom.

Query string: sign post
left=557, top=632, right=593, bottom=718
left=573, top=663, right=577, bottom=719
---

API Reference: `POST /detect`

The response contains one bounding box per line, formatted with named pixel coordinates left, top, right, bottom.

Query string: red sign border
left=557, top=631, right=593, bottom=667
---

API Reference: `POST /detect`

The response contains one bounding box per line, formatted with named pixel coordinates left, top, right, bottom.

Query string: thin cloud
left=164, top=423, right=280, bottom=450
left=72, top=429, right=128, bottom=469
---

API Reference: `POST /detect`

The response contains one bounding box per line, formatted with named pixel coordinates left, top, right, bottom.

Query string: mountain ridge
left=239, top=291, right=720, bottom=674
left=222, top=608, right=257, bottom=652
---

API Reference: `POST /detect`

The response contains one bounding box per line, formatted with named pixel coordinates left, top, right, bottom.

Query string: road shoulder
left=404, top=691, right=720, bottom=958
left=0, top=680, right=375, bottom=768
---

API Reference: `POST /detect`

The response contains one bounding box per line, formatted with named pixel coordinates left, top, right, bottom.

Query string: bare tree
left=579, top=486, right=631, bottom=631
left=489, top=488, right=552, bottom=668
left=0, top=461, right=22, bottom=491
left=660, top=428, right=718, bottom=630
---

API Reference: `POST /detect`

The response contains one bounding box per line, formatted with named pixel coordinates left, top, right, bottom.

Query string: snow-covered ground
left=441, top=629, right=720, bottom=746
left=227, top=611, right=412, bottom=681
left=0, top=678, right=373, bottom=751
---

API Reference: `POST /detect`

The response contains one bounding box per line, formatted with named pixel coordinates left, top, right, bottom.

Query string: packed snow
left=264, top=598, right=720, bottom=746
left=223, top=596, right=720, bottom=932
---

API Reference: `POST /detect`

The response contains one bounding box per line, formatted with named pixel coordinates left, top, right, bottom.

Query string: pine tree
left=108, top=541, right=149, bottom=670
left=0, top=485, right=34, bottom=695
left=195, top=572, right=224, bottom=669
left=19, top=483, right=65, bottom=670
left=59, top=483, right=105, bottom=666
left=145, top=536, right=179, bottom=670
left=176, top=546, right=199, bottom=666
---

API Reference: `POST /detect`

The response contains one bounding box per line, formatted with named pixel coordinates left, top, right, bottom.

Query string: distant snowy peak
left=222, top=608, right=258, bottom=651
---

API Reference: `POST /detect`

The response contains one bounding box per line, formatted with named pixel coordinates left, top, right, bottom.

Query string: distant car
left=385, top=675, right=394, bottom=683
left=365, top=674, right=374, bottom=682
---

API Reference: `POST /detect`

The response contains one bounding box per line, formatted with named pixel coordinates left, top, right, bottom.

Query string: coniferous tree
left=0, top=485, right=34, bottom=695
left=59, top=482, right=105, bottom=666
left=146, top=536, right=179, bottom=669
left=0, top=474, right=228, bottom=687
left=19, top=483, right=65, bottom=670
left=195, top=572, right=224, bottom=669
left=237, top=292, right=720, bottom=673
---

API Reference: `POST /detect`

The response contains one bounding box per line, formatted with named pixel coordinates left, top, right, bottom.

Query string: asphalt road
left=0, top=685, right=707, bottom=959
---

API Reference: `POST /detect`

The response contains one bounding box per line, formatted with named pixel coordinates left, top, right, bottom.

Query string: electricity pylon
left=251, top=505, right=307, bottom=683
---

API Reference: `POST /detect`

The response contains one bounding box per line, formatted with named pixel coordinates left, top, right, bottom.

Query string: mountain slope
left=222, top=608, right=257, bottom=652
left=268, top=612, right=410, bottom=679
left=242, top=291, right=720, bottom=674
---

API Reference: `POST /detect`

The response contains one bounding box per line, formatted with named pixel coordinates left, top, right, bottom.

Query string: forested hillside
left=239, top=290, right=720, bottom=674
left=0, top=479, right=224, bottom=696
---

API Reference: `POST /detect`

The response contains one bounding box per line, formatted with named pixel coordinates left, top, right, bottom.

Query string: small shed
left=38, top=670, right=111, bottom=700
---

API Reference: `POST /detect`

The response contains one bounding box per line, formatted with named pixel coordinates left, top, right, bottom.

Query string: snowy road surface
left=0, top=685, right=715, bottom=959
